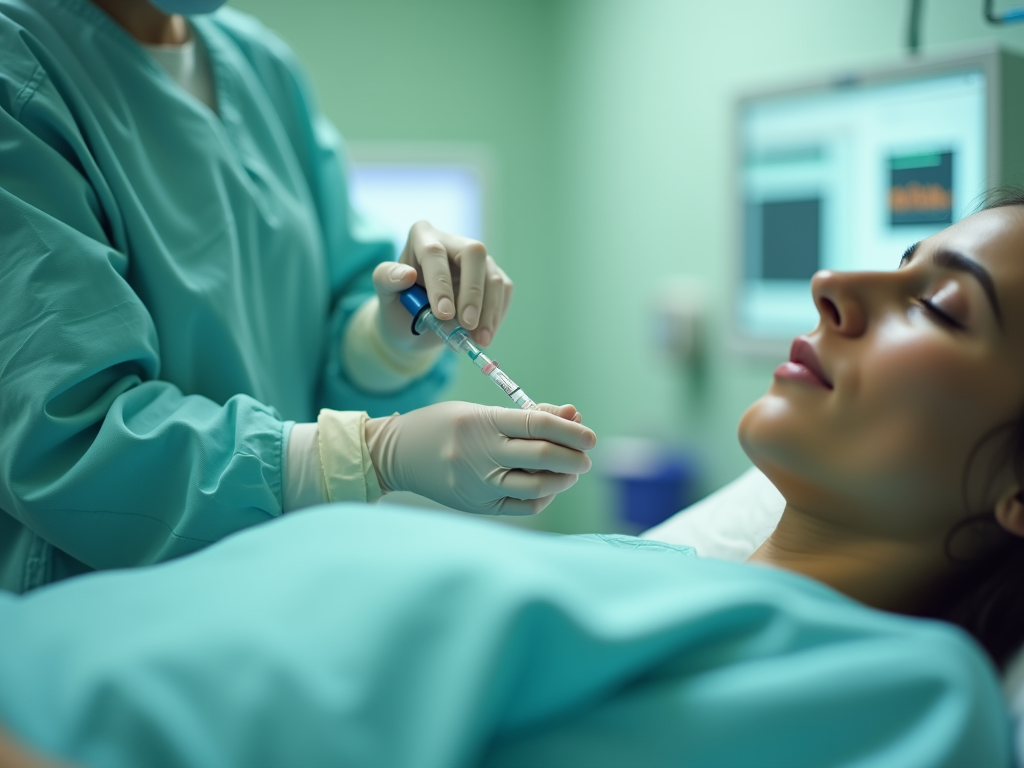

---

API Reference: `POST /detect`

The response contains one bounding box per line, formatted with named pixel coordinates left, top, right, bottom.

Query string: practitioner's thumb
left=372, top=262, right=418, bottom=300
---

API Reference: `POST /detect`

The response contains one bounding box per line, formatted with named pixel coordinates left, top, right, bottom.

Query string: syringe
left=399, top=284, right=537, bottom=410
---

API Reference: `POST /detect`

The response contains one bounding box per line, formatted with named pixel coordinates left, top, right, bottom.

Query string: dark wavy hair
left=930, top=187, right=1024, bottom=669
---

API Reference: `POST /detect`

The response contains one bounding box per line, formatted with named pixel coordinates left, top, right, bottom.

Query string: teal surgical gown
left=0, top=0, right=450, bottom=592
left=0, top=505, right=1011, bottom=768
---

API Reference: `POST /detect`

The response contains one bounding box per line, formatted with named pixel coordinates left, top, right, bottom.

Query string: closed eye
left=918, top=297, right=964, bottom=330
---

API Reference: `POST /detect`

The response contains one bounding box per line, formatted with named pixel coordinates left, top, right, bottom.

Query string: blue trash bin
left=602, top=438, right=698, bottom=532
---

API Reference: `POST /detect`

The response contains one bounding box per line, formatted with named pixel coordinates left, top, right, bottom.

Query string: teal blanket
left=0, top=505, right=1010, bottom=767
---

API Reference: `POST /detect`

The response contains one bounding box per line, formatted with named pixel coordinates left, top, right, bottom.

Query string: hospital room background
left=232, top=0, right=1024, bottom=534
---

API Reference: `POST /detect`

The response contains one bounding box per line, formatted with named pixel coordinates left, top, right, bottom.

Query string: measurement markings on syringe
left=490, top=370, right=522, bottom=396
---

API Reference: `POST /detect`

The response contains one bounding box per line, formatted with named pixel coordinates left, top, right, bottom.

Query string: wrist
left=342, top=298, right=443, bottom=394
left=282, top=421, right=328, bottom=512
left=317, top=409, right=384, bottom=503
left=364, top=413, right=400, bottom=494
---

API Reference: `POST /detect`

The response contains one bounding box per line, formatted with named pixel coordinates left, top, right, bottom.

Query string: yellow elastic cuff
left=342, top=297, right=443, bottom=394
left=317, top=409, right=383, bottom=504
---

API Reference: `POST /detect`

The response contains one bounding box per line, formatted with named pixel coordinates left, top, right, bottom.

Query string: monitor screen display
left=736, top=68, right=988, bottom=346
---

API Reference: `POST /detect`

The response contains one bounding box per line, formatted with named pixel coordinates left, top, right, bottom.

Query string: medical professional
left=0, top=0, right=597, bottom=593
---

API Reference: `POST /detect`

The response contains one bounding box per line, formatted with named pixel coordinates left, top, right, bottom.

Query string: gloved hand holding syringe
left=399, top=284, right=538, bottom=411
left=356, top=254, right=593, bottom=517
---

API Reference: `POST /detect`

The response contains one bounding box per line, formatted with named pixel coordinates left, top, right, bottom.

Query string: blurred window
left=349, top=162, right=485, bottom=246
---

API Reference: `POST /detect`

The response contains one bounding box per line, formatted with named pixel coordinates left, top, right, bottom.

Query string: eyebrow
left=902, top=242, right=1004, bottom=329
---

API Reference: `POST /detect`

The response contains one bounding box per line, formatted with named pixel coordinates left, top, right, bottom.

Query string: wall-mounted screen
left=734, top=53, right=999, bottom=353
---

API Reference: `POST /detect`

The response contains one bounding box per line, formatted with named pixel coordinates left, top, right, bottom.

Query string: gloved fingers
left=401, top=220, right=457, bottom=321
left=495, top=469, right=580, bottom=500
left=451, top=241, right=488, bottom=331
left=493, top=494, right=557, bottom=517
left=470, top=261, right=513, bottom=348
left=369, top=262, right=439, bottom=351
left=494, top=406, right=597, bottom=451
left=399, top=221, right=513, bottom=347
left=497, top=438, right=592, bottom=475
left=534, top=403, right=583, bottom=423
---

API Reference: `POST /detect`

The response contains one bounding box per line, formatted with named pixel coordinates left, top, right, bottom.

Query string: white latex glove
left=371, top=221, right=513, bottom=352
left=365, top=402, right=596, bottom=516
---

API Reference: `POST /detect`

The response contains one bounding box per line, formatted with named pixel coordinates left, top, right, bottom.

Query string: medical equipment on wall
left=984, top=0, right=1024, bottom=24
left=909, top=2, right=1024, bottom=57
left=399, top=285, right=537, bottom=410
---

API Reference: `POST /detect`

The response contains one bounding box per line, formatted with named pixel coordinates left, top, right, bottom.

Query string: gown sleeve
left=0, top=71, right=287, bottom=572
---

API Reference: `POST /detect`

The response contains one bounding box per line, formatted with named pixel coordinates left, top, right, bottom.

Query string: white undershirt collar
left=143, top=27, right=218, bottom=113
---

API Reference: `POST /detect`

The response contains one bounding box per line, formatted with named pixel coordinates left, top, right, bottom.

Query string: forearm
left=314, top=264, right=453, bottom=418
left=3, top=382, right=287, bottom=572
left=341, top=297, right=444, bottom=395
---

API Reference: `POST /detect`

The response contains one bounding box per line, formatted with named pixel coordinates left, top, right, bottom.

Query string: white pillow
left=645, top=467, right=1024, bottom=767
left=640, top=467, right=784, bottom=560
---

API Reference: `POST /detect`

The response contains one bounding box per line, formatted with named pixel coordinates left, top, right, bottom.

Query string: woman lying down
left=3, top=193, right=1024, bottom=767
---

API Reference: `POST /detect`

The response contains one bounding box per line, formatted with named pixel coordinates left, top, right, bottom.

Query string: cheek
left=840, top=330, right=990, bottom=463
left=828, top=327, right=1011, bottom=512
left=739, top=324, right=1014, bottom=529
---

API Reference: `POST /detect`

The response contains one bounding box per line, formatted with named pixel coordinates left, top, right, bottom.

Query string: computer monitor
left=732, top=48, right=1024, bottom=356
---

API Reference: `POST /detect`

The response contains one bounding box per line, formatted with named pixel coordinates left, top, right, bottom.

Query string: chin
left=737, top=393, right=822, bottom=508
left=737, top=392, right=793, bottom=462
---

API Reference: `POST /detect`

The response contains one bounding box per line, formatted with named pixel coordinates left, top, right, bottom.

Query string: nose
left=810, top=270, right=870, bottom=337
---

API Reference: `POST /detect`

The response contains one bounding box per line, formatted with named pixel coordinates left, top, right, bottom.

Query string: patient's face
left=739, top=205, right=1024, bottom=546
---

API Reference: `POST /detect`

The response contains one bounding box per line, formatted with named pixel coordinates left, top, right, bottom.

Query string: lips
left=776, top=337, right=833, bottom=390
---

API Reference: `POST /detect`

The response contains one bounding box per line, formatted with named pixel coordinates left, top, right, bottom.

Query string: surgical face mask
left=150, top=0, right=228, bottom=15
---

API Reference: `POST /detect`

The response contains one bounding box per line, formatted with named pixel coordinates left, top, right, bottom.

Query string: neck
left=748, top=503, right=946, bottom=615
left=91, top=0, right=188, bottom=45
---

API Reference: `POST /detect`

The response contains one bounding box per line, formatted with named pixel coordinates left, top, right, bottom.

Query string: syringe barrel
left=414, top=311, right=475, bottom=355
left=398, top=284, right=536, bottom=409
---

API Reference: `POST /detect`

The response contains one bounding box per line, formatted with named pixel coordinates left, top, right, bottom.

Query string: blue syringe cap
left=398, top=283, right=430, bottom=335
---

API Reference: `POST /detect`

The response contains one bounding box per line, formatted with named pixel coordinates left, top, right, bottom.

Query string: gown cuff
left=282, top=421, right=329, bottom=512
left=341, top=297, right=443, bottom=394
left=317, top=409, right=383, bottom=504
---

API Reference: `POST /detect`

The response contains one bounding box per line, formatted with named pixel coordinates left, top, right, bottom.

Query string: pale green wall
left=231, top=0, right=1024, bottom=533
